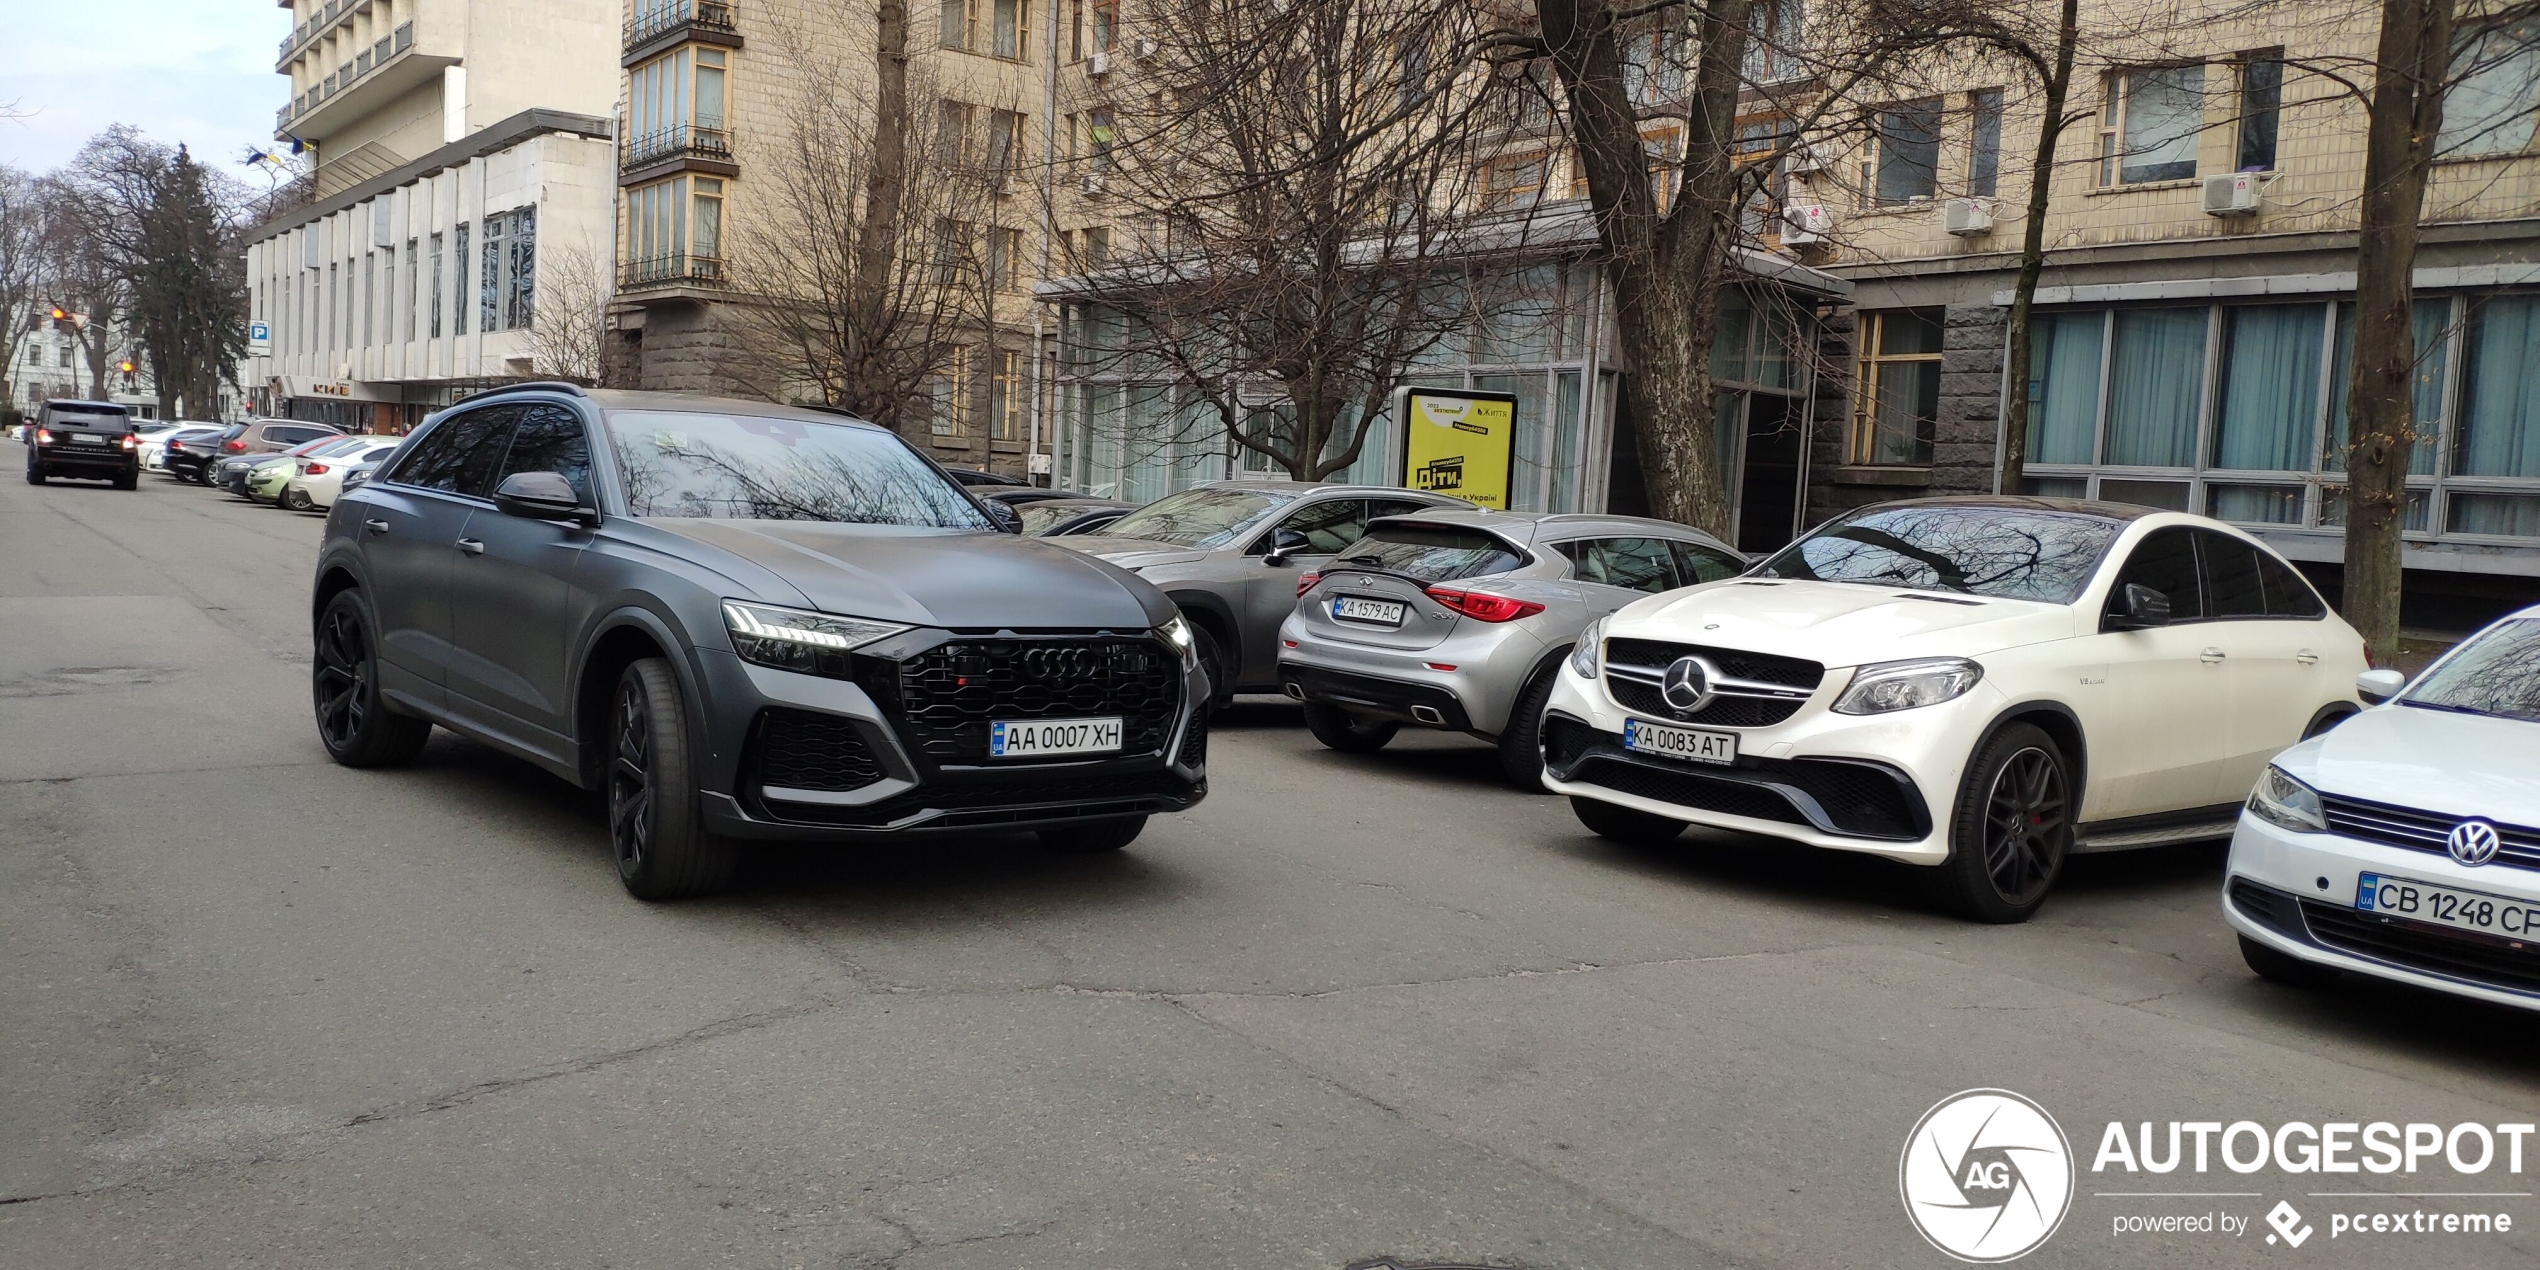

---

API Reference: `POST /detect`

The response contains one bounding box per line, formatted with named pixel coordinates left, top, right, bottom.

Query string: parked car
left=1541, top=496, right=2369, bottom=923
left=236, top=418, right=344, bottom=455
left=1280, top=510, right=1746, bottom=790
left=218, top=436, right=351, bottom=497
left=944, top=466, right=1029, bottom=488
left=1062, top=481, right=1470, bottom=706
left=979, top=487, right=1084, bottom=507
left=134, top=421, right=201, bottom=470
left=1011, top=496, right=1137, bottom=537
left=249, top=436, right=391, bottom=505
left=281, top=437, right=403, bottom=511
left=23, top=400, right=141, bottom=489
left=154, top=425, right=228, bottom=479
left=2224, top=606, right=2540, bottom=1009
left=313, top=384, right=1209, bottom=899
left=165, top=423, right=248, bottom=483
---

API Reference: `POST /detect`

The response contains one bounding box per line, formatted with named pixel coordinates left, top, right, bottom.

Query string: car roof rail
left=456, top=380, right=589, bottom=403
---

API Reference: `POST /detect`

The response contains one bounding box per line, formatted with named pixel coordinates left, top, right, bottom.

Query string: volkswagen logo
left=2449, top=819, right=2503, bottom=867
left=1661, top=655, right=1716, bottom=714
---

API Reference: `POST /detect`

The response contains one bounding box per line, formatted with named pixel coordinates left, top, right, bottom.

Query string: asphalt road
left=4, top=449, right=2536, bottom=1269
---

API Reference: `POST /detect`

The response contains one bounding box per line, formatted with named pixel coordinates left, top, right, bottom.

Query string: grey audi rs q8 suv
left=311, top=384, right=1209, bottom=898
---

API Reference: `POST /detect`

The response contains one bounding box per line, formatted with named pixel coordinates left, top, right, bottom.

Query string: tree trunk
left=2342, top=0, right=2454, bottom=661
left=855, top=0, right=913, bottom=429
left=1996, top=0, right=2078, bottom=495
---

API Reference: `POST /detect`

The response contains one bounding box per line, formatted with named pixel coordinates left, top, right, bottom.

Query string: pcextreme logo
left=1900, top=1089, right=2077, bottom=1263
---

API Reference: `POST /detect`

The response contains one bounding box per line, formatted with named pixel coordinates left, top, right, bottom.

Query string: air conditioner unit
left=2203, top=172, right=2262, bottom=217
left=1080, top=171, right=1106, bottom=196
left=1779, top=204, right=1833, bottom=245
left=1942, top=197, right=1994, bottom=237
left=1782, top=144, right=1825, bottom=176
left=1088, top=49, right=1110, bottom=76
left=1133, top=36, right=1158, bottom=59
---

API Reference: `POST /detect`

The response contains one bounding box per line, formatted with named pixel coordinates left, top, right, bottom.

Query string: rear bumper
left=1275, top=618, right=1551, bottom=736
left=32, top=447, right=136, bottom=473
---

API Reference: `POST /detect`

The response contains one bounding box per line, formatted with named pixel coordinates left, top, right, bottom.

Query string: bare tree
left=523, top=240, right=612, bottom=385
left=50, top=128, right=250, bottom=418
left=717, top=2, right=996, bottom=433
left=1066, top=0, right=1517, bottom=482
left=34, top=175, right=127, bottom=402
left=0, top=164, right=51, bottom=413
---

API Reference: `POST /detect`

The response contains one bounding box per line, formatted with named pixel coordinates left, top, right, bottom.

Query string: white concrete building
left=243, top=0, right=619, bottom=431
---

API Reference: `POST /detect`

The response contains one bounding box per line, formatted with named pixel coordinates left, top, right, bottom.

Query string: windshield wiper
left=2398, top=700, right=2504, bottom=719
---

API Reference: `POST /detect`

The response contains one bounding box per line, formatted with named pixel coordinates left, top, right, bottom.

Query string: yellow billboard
left=1396, top=388, right=1518, bottom=510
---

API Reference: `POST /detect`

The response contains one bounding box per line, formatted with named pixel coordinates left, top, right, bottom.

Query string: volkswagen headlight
left=1158, top=612, right=1199, bottom=668
left=1831, top=657, right=1984, bottom=715
left=1569, top=616, right=1606, bottom=678
left=722, top=601, right=908, bottom=675
left=2247, top=765, right=2327, bottom=833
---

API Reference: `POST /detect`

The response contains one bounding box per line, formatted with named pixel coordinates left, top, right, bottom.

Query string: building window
left=624, top=178, right=721, bottom=285
left=942, top=0, right=1031, bottom=59
left=2458, top=295, right=2540, bottom=477
left=933, top=345, right=971, bottom=437
left=1623, top=30, right=1684, bottom=104
left=2236, top=52, right=2282, bottom=172
left=986, top=109, right=1024, bottom=186
left=1081, top=224, right=1109, bottom=266
left=481, top=209, right=537, bottom=332
left=1744, top=0, right=1805, bottom=85
left=1852, top=309, right=1942, bottom=465
left=986, top=225, right=1023, bottom=292
left=1870, top=100, right=1941, bottom=205
left=453, top=223, right=469, bottom=333
left=1091, top=0, right=1116, bottom=53
left=1087, top=109, right=1115, bottom=172
left=2099, top=66, right=2205, bottom=185
left=991, top=348, right=1024, bottom=440
left=429, top=232, right=444, bottom=339
left=2211, top=303, right=2321, bottom=471
left=1968, top=89, right=2003, bottom=197
left=2440, top=20, right=2540, bottom=156
left=2326, top=300, right=2448, bottom=473
left=1479, top=152, right=1549, bottom=211
left=938, top=100, right=977, bottom=167
left=628, top=46, right=729, bottom=166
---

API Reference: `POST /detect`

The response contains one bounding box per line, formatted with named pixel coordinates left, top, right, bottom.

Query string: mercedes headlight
left=1831, top=657, right=1984, bottom=715
left=722, top=601, right=908, bottom=675
left=1158, top=612, right=1199, bottom=668
left=1569, top=616, right=1606, bottom=678
left=2248, top=765, right=2327, bottom=833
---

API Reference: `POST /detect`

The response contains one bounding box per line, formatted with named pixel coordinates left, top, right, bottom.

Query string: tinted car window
left=46, top=405, right=131, bottom=431
left=1567, top=538, right=1680, bottom=594
left=2254, top=550, right=2326, bottom=618
left=2198, top=531, right=2267, bottom=619
left=1097, top=486, right=1301, bottom=548
left=2405, top=618, right=2540, bottom=722
left=1260, top=498, right=1370, bottom=555
left=601, top=409, right=991, bottom=527
left=1334, top=523, right=1525, bottom=582
left=496, top=404, right=594, bottom=505
left=268, top=424, right=329, bottom=446
left=1757, top=505, right=2121, bottom=603
left=389, top=406, right=520, bottom=496
left=2108, top=527, right=2203, bottom=621
left=1671, top=540, right=1744, bottom=584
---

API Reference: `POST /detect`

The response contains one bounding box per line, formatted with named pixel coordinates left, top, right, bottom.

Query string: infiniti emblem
left=1660, top=655, right=1717, bottom=714
left=2449, top=819, right=2503, bottom=867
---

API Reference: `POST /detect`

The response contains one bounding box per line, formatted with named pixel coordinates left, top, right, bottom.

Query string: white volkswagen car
left=2225, top=607, right=2540, bottom=1008
left=1540, top=497, right=2368, bottom=922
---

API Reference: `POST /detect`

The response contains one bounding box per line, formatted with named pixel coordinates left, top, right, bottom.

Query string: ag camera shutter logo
left=1900, top=1089, right=2075, bottom=1262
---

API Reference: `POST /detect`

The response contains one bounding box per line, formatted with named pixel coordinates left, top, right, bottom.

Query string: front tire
left=1496, top=661, right=1561, bottom=793
left=1302, top=700, right=1397, bottom=752
left=2238, top=934, right=2340, bottom=989
left=1936, top=723, right=2072, bottom=923
left=1039, top=816, right=1147, bottom=853
left=1192, top=622, right=1233, bottom=713
left=608, top=657, right=737, bottom=900
left=312, top=591, right=433, bottom=767
left=1571, top=795, right=1685, bottom=846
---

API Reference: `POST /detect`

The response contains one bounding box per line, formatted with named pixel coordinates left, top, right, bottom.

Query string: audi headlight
left=1569, top=616, right=1606, bottom=678
left=1831, top=657, right=1984, bottom=715
left=2248, top=765, right=2327, bottom=833
left=1158, top=612, right=1199, bottom=668
left=721, top=601, right=909, bottom=675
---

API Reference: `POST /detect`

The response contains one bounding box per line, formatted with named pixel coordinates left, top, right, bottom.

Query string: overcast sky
left=0, top=2, right=285, bottom=179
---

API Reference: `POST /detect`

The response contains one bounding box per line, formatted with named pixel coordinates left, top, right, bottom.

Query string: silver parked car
left=1061, top=480, right=1470, bottom=705
left=1277, top=510, right=1745, bottom=789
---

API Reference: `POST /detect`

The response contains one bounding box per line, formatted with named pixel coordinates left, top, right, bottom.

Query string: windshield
left=2404, top=619, right=2540, bottom=723
left=1093, top=486, right=1300, bottom=548
left=1334, top=523, right=1526, bottom=582
left=1755, top=504, right=2121, bottom=603
left=1016, top=501, right=1110, bottom=534
left=600, top=409, right=991, bottom=528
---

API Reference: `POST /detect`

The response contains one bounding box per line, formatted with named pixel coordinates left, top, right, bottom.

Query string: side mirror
left=2103, top=582, right=2172, bottom=631
left=1264, top=527, right=1311, bottom=566
left=493, top=470, right=595, bottom=524
left=2357, top=667, right=2407, bottom=704
left=981, top=498, right=1024, bottom=534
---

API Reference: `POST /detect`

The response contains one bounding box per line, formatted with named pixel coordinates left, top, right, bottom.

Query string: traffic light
left=117, top=359, right=137, bottom=387
left=48, top=305, right=69, bottom=331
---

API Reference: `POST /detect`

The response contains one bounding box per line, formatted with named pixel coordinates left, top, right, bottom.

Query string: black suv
left=312, top=385, right=1208, bottom=898
left=25, top=400, right=141, bottom=488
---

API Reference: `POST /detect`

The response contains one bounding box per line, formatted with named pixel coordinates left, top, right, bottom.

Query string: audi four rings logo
left=1661, top=655, right=1717, bottom=713
left=2449, top=819, right=2503, bottom=866
left=1899, top=1089, right=2074, bottom=1263
left=1022, top=648, right=1103, bottom=679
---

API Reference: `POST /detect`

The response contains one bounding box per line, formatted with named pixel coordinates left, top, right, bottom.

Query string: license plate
left=1331, top=595, right=1406, bottom=627
left=69, top=434, right=106, bottom=445
left=1623, top=717, right=1739, bottom=766
left=990, top=716, right=1123, bottom=758
left=2357, top=872, right=2540, bottom=943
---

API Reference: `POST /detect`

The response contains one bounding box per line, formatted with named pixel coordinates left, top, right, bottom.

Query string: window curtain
left=1714, top=391, right=1745, bottom=487
left=2103, top=308, right=2205, bottom=467
left=2122, top=67, right=2205, bottom=183
left=2028, top=311, right=2102, bottom=465
left=2326, top=301, right=2446, bottom=474
left=2461, top=295, right=2540, bottom=477
left=2212, top=304, right=2321, bottom=471
left=1551, top=370, right=1583, bottom=512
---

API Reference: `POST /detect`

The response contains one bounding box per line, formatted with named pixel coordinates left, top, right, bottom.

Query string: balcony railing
left=620, top=124, right=733, bottom=172
left=625, top=0, right=737, bottom=51
left=277, top=0, right=379, bottom=68
left=278, top=22, right=414, bottom=129
left=620, top=253, right=727, bottom=290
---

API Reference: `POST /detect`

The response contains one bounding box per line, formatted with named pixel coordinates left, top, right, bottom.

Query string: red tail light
left=167, top=440, right=185, bottom=452
left=1294, top=571, right=1320, bottom=597
left=304, top=463, right=330, bottom=475
left=224, top=439, right=246, bottom=452
left=33, top=428, right=52, bottom=445
left=1423, top=586, right=1544, bottom=622
left=119, top=434, right=137, bottom=451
